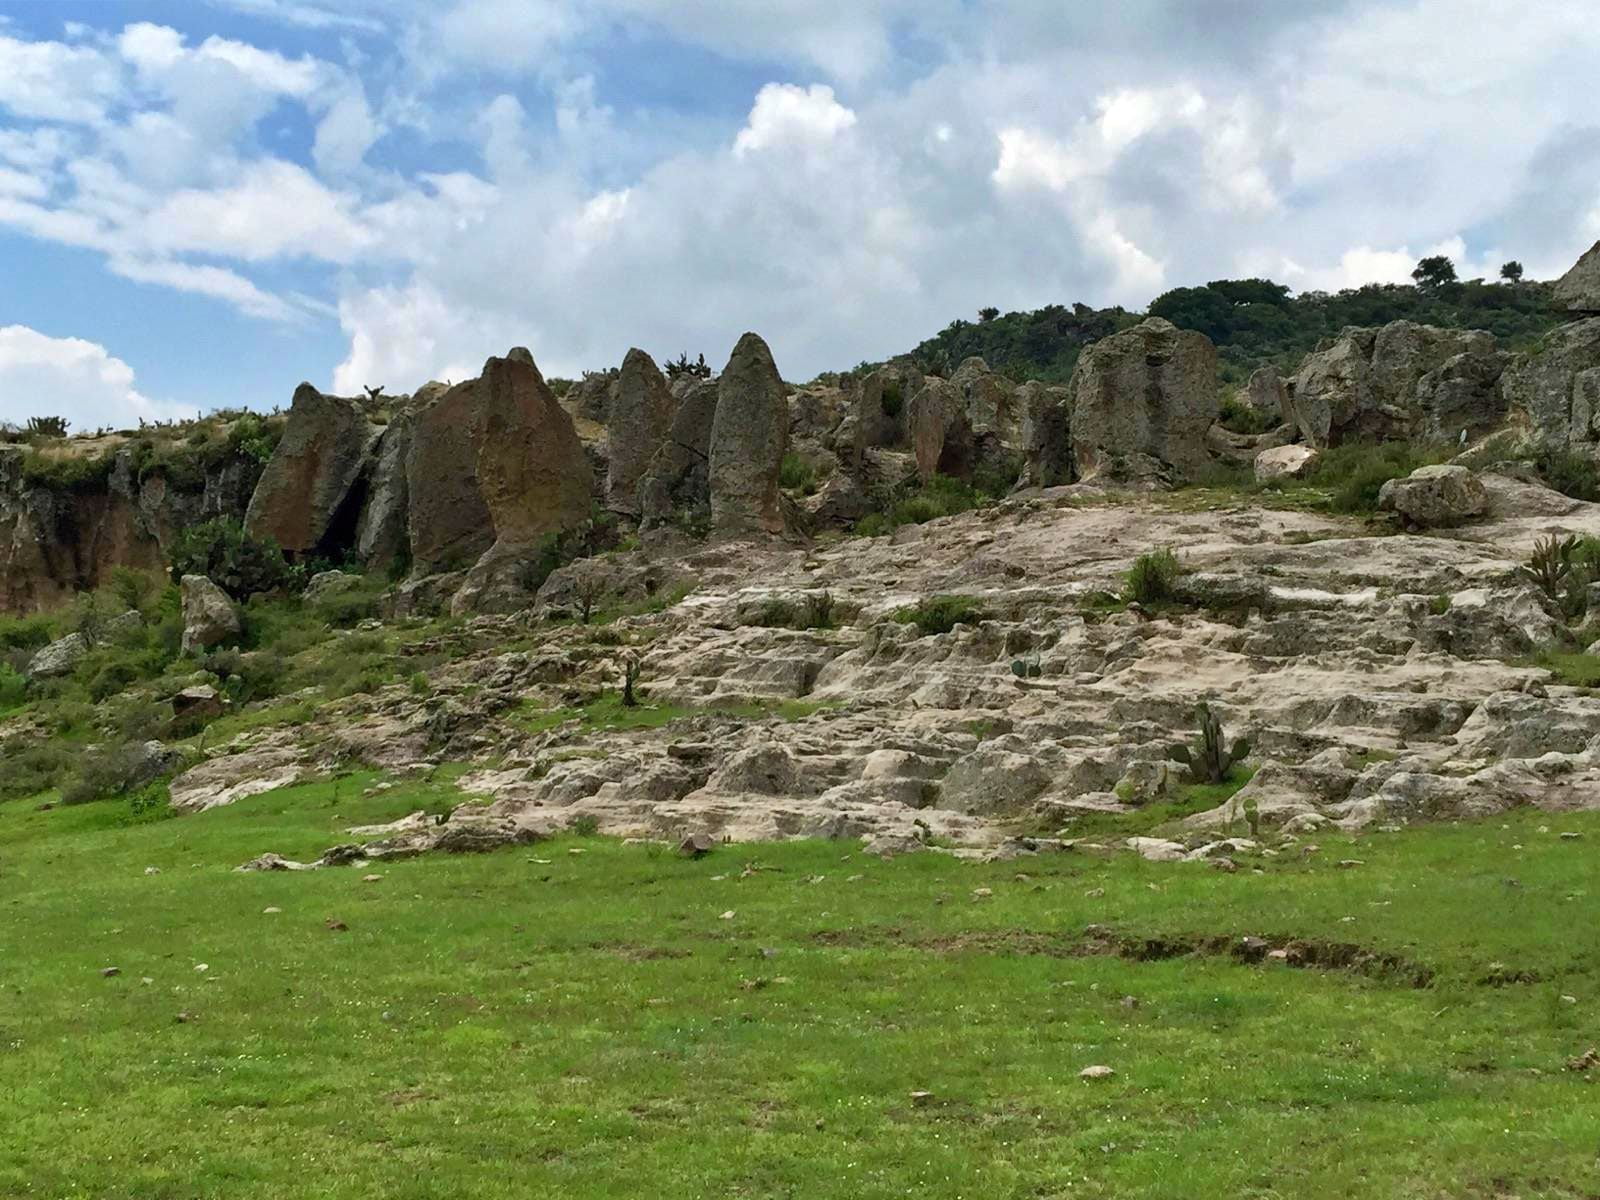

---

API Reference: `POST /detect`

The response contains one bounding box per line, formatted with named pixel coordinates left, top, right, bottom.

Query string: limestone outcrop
left=639, top=379, right=718, bottom=531
left=606, top=349, right=676, bottom=518
left=244, top=384, right=374, bottom=556
left=1071, top=316, right=1217, bottom=483
left=1552, top=239, right=1600, bottom=315
left=1377, top=464, right=1488, bottom=527
left=708, top=333, right=788, bottom=536
left=1501, top=318, right=1600, bottom=452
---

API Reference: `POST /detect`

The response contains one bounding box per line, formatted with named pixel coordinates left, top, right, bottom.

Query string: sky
left=1, top=0, right=1598, bottom=432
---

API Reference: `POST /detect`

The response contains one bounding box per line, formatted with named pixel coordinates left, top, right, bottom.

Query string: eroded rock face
left=1378, top=464, right=1488, bottom=527
left=1240, top=366, right=1288, bottom=425
left=1501, top=318, right=1600, bottom=451
left=245, top=384, right=374, bottom=556
left=1017, top=381, right=1073, bottom=488
left=1288, top=321, right=1509, bottom=447
left=1552, top=240, right=1600, bottom=315
left=355, top=403, right=417, bottom=570
left=606, top=349, right=676, bottom=518
left=639, top=379, right=718, bottom=531
left=26, top=631, right=88, bottom=679
left=405, top=378, right=496, bottom=576
left=1071, top=317, right=1218, bottom=484
left=709, top=333, right=787, bottom=536
left=179, top=574, right=240, bottom=654
left=909, top=377, right=970, bottom=482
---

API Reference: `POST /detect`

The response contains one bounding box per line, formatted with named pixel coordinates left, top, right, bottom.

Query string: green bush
left=1309, top=442, right=1451, bottom=514
left=0, top=737, right=73, bottom=801
left=880, top=379, right=904, bottom=418
left=893, top=594, right=987, bottom=636
left=1535, top=448, right=1600, bottom=503
left=0, top=663, right=26, bottom=711
left=856, top=474, right=988, bottom=536
left=779, top=453, right=817, bottom=493
left=59, top=741, right=158, bottom=807
left=169, top=518, right=294, bottom=600
left=1125, top=548, right=1181, bottom=604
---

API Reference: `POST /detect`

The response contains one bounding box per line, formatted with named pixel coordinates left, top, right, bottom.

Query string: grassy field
left=5, top=773, right=1600, bottom=1198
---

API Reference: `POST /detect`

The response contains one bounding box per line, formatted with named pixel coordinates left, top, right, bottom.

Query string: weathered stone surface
left=909, top=378, right=970, bottom=482
left=1377, top=464, right=1489, bottom=526
left=303, top=569, right=363, bottom=603
left=244, top=383, right=373, bottom=556
left=26, top=631, right=88, bottom=678
left=1017, top=381, right=1073, bottom=488
left=1254, top=444, right=1321, bottom=482
left=639, top=379, right=718, bottom=530
left=1501, top=318, right=1600, bottom=451
left=1552, top=239, right=1600, bottom=315
left=355, top=403, right=416, bottom=569
left=709, top=333, right=787, bottom=536
left=405, top=378, right=495, bottom=575
left=452, top=350, right=595, bottom=613
left=172, top=684, right=226, bottom=720
left=1240, top=366, right=1288, bottom=425
left=1071, top=317, right=1218, bottom=484
left=179, top=574, right=241, bottom=654
left=570, top=370, right=619, bottom=423
left=606, top=349, right=676, bottom=518
left=1288, top=321, right=1508, bottom=446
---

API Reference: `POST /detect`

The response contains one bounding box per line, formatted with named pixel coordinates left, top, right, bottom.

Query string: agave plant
left=1521, top=534, right=1579, bottom=601
left=1168, top=701, right=1251, bottom=785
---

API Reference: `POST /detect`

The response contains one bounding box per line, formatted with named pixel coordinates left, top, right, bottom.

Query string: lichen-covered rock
left=709, top=333, right=788, bottom=536
left=1552, top=239, right=1600, bottom=315
left=1501, top=318, right=1600, bottom=451
left=244, top=383, right=374, bottom=556
left=606, top=349, right=676, bottom=518
left=179, top=573, right=241, bottom=654
left=1239, top=366, right=1288, bottom=425
left=26, top=631, right=88, bottom=679
left=639, top=379, right=718, bottom=530
left=1071, top=317, right=1218, bottom=483
left=1254, top=444, right=1321, bottom=482
left=1377, top=464, right=1488, bottom=527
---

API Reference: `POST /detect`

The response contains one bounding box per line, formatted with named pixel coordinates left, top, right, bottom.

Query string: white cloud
left=0, top=325, right=189, bottom=431
left=734, top=83, right=857, bottom=157
left=312, top=89, right=381, bottom=174
left=0, top=33, right=123, bottom=122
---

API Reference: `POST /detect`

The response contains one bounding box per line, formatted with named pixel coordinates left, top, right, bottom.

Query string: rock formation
left=1552, top=239, right=1600, bottom=315
left=354, top=402, right=417, bottom=570
left=606, top=349, right=677, bottom=518
left=244, top=384, right=374, bottom=556
left=404, top=379, right=496, bottom=576
left=1071, top=316, right=1218, bottom=483
left=1016, top=381, right=1073, bottom=488
left=1239, top=366, right=1288, bottom=426
left=639, top=379, right=718, bottom=531
left=1501, top=318, right=1600, bottom=452
left=179, top=574, right=240, bottom=654
left=1377, top=464, right=1488, bottom=526
left=909, top=377, right=971, bottom=482
left=708, top=333, right=788, bottom=536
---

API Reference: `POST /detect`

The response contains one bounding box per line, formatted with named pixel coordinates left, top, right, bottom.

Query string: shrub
left=169, top=518, right=293, bottom=600
left=893, top=594, right=987, bottom=636
left=0, top=737, right=73, bottom=801
left=59, top=742, right=159, bottom=806
left=779, top=453, right=817, bottom=493
left=26, top=415, right=70, bottom=438
left=880, top=379, right=904, bottom=418
left=1217, top=392, right=1273, bottom=435
left=1306, top=441, right=1451, bottom=514
left=0, top=663, right=27, bottom=710
left=1125, top=548, right=1182, bottom=604
left=0, top=611, right=55, bottom=652
left=1534, top=449, right=1600, bottom=503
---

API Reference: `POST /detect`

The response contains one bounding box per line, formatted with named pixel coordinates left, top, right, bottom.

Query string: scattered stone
left=1079, top=1065, right=1116, bottom=1080
left=1566, top=1047, right=1599, bottom=1072
left=143, top=866, right=160, bottom=876
left=718, top=910, right=736, bottom=921
left=326, top=918, right=349, bottom=932
left=1335, top=859, right=1366, bottom=869
left=100, top=966, right=121, bottom=978
left=25, top=631, right=88, bottom=679
left=171, top=684, right=226, bottom=721
left=262, top=906, right=282, bottom=914
left=679, top=832, right=716, bottom=858
left=362, top=873, right=384, bottom=883
left=909, top=1090, right=935, bottom=1107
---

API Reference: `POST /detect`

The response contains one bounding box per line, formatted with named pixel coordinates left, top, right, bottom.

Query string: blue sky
left=1, top=0, right=1598, bottom=431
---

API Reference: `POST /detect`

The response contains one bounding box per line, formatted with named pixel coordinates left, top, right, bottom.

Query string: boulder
left=1552, top=239, right=1600, bottom=315
left=1240, top=366, right=1288, bottom=425
left=26, top=631, right=88, bottom=679
left=639, top=378, right=718, bottom=531
left=950, top=357, right=1021, bottom=449
left=179, top=574, right=241, bottom=654
left=355, top=401, right=419, bottom=569
left=303, top=570, right=363, bottom=604
left=405, top=378, right=495, bottom=575
left=1071, top=317, right=1218, bottom=483
left=1377, top=464, right=1488, bottom=527
left=1253, top=444, right=1321, bottom=482
left=1288, top=321, right=1509, bottom=446
left=1501, top=318, right=1600, bottom=451
left=606, top=349, right=676, bottom=518
left=453, top=349, right=595, bottom=612
left=709, top=333, right=788, bottom=536
left=909, top=377, right=971, bottom=482
left=244, top=383, right=374, bottom=556
left=1016, top=380, right=1073, bottom=487
left=172, top=684, right=226, bottom=721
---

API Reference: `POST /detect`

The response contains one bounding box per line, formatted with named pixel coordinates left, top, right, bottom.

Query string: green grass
left=1532, top=649, right=1600, bottom=688
left=892, top=594, right=988, bottom=636
left=4, top=778, right=1600, bottom=1197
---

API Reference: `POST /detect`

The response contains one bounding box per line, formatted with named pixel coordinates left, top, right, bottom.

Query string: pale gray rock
left=1071, top=317, right=1218, bottom=484
left=606, top=349, right=676, bottom=518
left=1501, top=318, right=1600, bottom=450
left=1552, top=239, right=1600, bottom=315
left=639, top=378, right=718, bottom=531
left=909, top=377, right=970, bottom=483
left=1254, top=444, right=1321, bottom=482
left=179, top=574, right=240, bottom=654
left=709, top=333, right=788, bottom=537
left=355, top=403, right=416, bottom=570
left=1377, top=465, right=1488, bottom=527
left=26, top=631, right=88, bottom=679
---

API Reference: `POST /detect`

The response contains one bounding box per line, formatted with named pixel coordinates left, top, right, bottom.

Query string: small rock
left=326, top=918, right=349, bottom=932
left=909, top=1090, right=935, bottom=1107
left=1336, top=859, right=1365, bottom=869
left=972, top=887, right=993, bottom=899
left=1079, top=1065, right=1115, bottom=1080
left=263, top=906, right=282, bottom=914
left=1119, top=995, right=1139, bottom=1010
left=144, top=866, right=161, bottom=876
left=679, top=831, right=716, bottom=858
left=1566, top=1047, right=1599, bottom=1072
left=1561, top=831, right=1582, bottom=840
left=718, top=910, right=735, bottom=921
left=175, top=1011, right=194, bottom=1024
left=362, top=874, right=384, bottom=883
left=100, top=966, right=121, bottom=978
left=194, top=963, right=209, bottom=973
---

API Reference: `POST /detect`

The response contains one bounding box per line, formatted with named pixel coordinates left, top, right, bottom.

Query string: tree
left=1500, top=260, right=1525, bottom=283
left=1411, top=255, right=1458, bottom=290
left=977, top=306, right=999, bottom=323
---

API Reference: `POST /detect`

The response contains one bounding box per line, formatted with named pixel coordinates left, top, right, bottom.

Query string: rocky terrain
left=7, top=242, right=1600, bottom=867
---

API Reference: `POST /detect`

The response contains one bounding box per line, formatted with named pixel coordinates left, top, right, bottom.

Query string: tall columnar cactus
left=1168, top=701, right=1251, bottom=784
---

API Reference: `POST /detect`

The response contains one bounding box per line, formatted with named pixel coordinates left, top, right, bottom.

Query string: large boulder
left=1254, top=444, right=1320, bottom=482
left=1016, top=381, right=1073, bottom=487
left=1377, top=464, right=1488, bottom=527
left=26, top=631, right=89, bottom=679
left=404, top=378, right=496, bottom=576
left=639, top=378, right=718, bottom=531
left=1501, top=318, right=1600, bottom=451
left=1552, top=240, right=1600, bottom=316
left=909, top=377, right=971, bottom=483
left=1071, top=317, right=1217, bottom=483
left=1288, top=321, right=1508, bottom=447
left=1240, top=366, right=1288, bottom=426
left=606, top=349, right=676, bottom=518
left=709, top=333, right=788, bottom=536
left=569, top=370, right=619, bottom=423
left=179, top=574, right=241, bottom=654
left=244, top=383, right=374, bottom=556
left=354, top=400, right=419, bottom=570
left=452, top=349, right=595, bottom=612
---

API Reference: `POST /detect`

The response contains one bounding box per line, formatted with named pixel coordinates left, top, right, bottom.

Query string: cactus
left=618, top=649, right=643, bottom=707
left=1168, top=701, right=1251, bottom=784
left=1010, top=656, right=1041, bottom=679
